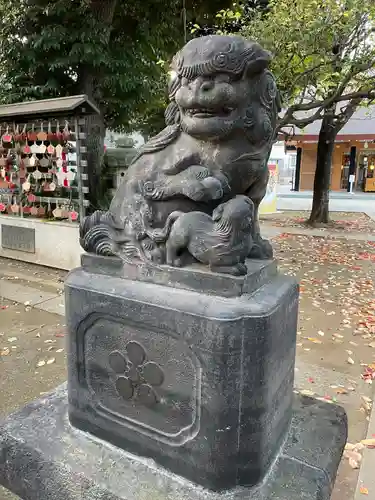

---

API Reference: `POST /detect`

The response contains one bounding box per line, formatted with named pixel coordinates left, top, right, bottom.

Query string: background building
left=287, top=105, right=375, bottom=192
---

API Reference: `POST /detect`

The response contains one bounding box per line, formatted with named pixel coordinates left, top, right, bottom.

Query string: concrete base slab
left=0, top=385, right=347, bottom=500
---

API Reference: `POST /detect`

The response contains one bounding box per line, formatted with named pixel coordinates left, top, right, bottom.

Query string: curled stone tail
left=147, top=211, right=184, bottom=243
left=80, top=211, right=123, bottom=256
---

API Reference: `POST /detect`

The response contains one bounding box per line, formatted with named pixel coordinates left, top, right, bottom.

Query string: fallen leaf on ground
left=316, top=396, right=334, bottom=404
left=56, top=348, right=64, bottom=353
left=361, top=439, right=375, bottom=447
left=300, top=389, right=315, bottom=397
left=36, top=360, right=46, bottom=367
left=360, top=487, right=369, bottom=495
left=347, top=357, right=355, bottom=365
left=343, top=450, right=362, bottom=463
left=362, top=365, right=375, bottom=382
left=47, top=357, right=55, bottom=365
left=345, top=442, right=365, bottom=452
left=307, top=337, right=322, bottom=344
left=345, top=442, right=365, bottom=451
left=1, top=347, right=10, bottom=356
left=336, top=388, right=348, bottom=395
left=362, top=396, right=372, bottom=404
left=349, top=457, right=360, bottom=469
left=7, top=337, right=17, bottom=343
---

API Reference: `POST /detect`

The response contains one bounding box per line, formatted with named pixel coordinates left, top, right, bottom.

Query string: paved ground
left=272, top=230, right=375, bottom=499
left=277, top=185, right=375, bottom=199
left=0, top=261, right=66, bottom=500
left=276, top=186, right=375, bottom=217
left=0, top=215, right=375, bottom=499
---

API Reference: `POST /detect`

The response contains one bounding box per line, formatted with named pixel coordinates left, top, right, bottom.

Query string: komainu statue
left=80, top=35, right=280, bottom=276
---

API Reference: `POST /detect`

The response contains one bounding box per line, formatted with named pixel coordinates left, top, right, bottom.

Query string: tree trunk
left=308, top=111, right=337, bottom=224
left=85, top=112, right=107, bottom=211
left=78, top=0, right=118, bottom=212
left=308, top=100, right=360, bottom=225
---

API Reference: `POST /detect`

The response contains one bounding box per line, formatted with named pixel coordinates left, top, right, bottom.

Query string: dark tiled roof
left=0, top=95, right=100, bottom=119
left=293, top=104, right=375, bottom=136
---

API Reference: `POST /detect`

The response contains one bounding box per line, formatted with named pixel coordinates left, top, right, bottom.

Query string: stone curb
left=354, top=387, right=375, bottom=499
left=0, top=281, right=65, bottom=316
left=0, top=269, right=64, bottom=291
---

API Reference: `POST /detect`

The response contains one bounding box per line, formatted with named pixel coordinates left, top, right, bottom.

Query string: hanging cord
left=182, top=0, right=187, bottom=43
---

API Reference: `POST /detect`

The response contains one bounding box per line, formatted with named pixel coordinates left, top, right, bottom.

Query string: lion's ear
left=212, top=204, right=224, bottom=222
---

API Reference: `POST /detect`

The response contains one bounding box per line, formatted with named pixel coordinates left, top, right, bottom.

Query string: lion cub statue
left=144, top=195, right=254, bottom=275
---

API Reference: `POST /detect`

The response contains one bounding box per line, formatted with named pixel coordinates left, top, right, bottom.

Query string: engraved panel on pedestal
left=78, top=314, right=201, bottom=445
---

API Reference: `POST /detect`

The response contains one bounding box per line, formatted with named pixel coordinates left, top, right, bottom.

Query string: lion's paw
left=183, top=177, right=223, bottom=201
left=210, top=263, right=248, bottom=276
left=166, top=256, right=183, bottom=267
left=248, top=238, right=273, bottom=260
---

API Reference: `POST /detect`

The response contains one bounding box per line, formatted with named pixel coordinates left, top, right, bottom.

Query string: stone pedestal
left=0, top=257, right=347, bottom=499
left=66, top=256, right=298, bottom=491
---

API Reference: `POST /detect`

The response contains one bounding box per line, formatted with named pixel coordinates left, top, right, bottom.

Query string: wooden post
left=347, top=146, right=356, bottom=192
left=293, top=147, right=302, bottom=191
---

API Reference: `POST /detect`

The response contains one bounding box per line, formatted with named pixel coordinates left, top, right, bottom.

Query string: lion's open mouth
left=186, top=107, right=233, bottom=118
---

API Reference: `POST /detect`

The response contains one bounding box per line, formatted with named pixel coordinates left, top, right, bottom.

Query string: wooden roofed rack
left=0, top=94, right=97, bottom=222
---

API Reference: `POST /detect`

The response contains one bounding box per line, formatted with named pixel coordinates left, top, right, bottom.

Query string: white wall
left=0, top=216, right=82, bottom=270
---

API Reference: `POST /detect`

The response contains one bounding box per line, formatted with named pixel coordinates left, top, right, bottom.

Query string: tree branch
left=333, top=98, right=361, bottom=133
left=277, top=106, right=325, bottom=132
left=284, top=87, right=375, bottom=116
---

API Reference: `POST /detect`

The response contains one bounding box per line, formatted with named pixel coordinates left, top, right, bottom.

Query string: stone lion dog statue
left=80, top=34, right=280, bottom=275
